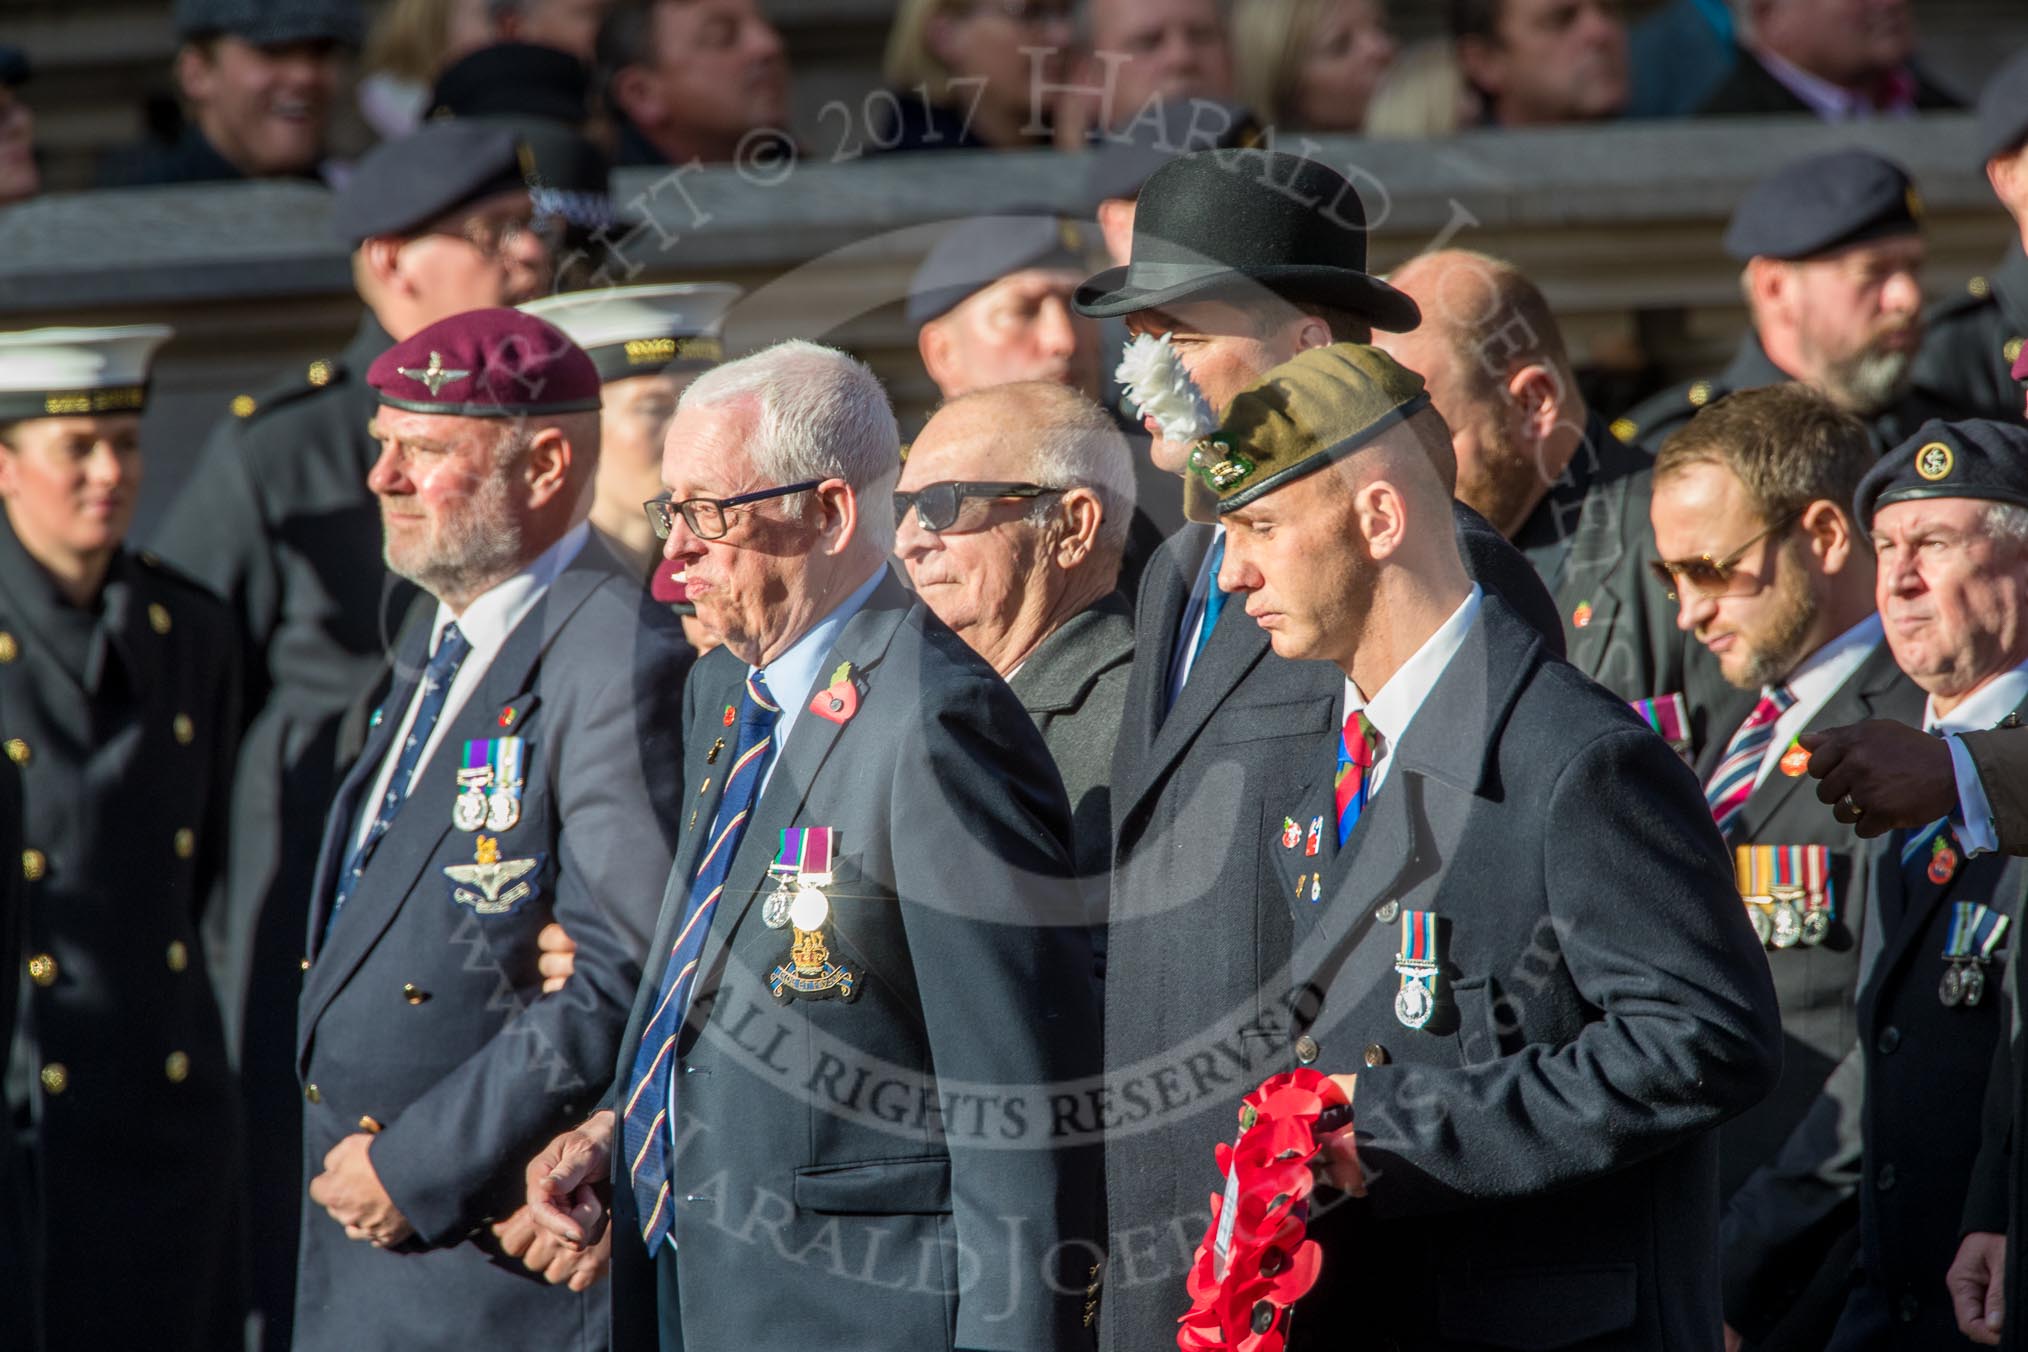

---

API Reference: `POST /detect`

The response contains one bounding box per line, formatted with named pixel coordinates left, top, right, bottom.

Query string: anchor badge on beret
left=398, top=351, right=472, bottom=395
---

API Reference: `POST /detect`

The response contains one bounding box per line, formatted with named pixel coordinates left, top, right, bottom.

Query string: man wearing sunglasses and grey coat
left=894, top=380, right=1137, bottom=905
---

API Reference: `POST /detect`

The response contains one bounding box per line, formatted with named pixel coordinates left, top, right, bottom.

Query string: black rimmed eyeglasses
left=1648, top=509, right=1803, bottom=601
left=893, top=481, right=1063, bottom=534
left=644, top=480, right=824, bottom=542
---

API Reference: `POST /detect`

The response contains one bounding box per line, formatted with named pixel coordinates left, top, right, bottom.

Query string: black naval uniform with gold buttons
left=0, top=517, right=243, bottom=1351
left=1617, top=332, right=1961, bottom=457
left=1910, top=244, right=2028, bottom=426
left=150, top=310, right=414, bottom=1348
left=0, top=746, right=33, bottom=1351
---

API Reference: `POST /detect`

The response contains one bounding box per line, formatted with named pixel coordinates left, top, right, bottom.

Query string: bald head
left=920, top=381, right=1136, bottom=555
left=1376, top=249, right=1583, bottom=537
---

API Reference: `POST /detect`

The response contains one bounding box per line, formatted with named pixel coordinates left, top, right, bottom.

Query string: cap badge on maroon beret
left=397, top=351, right=472, bottom=397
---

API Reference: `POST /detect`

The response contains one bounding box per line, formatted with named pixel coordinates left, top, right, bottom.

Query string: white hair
left=680, top=339, right=902, bottom=550
left=1984, top=501, right=2028, bottom=549
left=1019, top=386, right=1137, bottom=557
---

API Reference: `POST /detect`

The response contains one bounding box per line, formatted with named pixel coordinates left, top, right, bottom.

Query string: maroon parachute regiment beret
left=367, top=308, right=602, bottom=417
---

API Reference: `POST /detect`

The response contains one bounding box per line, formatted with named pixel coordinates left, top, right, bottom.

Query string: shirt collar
left=1345, top=585, right=1484, bottom=752
left=1924, top=658, right=2028, bottom=735
left=1781, top=612, right=1884, bottom=705
left=430, top=520, right=589, bottom=658
left=1752, top=45, right=1911, bottom=117
left=754, top=566, right=886, bottom=715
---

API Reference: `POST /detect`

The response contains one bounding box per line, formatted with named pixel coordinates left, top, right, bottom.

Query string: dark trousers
left=656, top=1242, right=684, bottom=1352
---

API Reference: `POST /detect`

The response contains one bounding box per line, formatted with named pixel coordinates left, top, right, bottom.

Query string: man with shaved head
left=1378, top=248, right=1715, bottom=717
left=895, top=380, right=1136, bottom=883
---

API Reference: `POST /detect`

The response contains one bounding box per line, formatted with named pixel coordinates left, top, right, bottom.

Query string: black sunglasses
left=894, top=481, right=1062, bottom=533
left=644, top=479, right=824, bottom=542
left=1648, top=509, right=1803, bottom=601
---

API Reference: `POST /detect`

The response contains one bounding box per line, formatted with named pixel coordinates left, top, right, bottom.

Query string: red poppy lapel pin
left=810, top=660, right=860, bottom=725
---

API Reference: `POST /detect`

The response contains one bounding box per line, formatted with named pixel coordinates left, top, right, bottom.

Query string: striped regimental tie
left=1705, top=685, right=1796, bottom=839
left=621, top=669, right=780, bottom=1249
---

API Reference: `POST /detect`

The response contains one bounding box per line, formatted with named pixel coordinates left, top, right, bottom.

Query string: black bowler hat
left=1855, top=419, right=2028, bottom=530
left=1072, top=150, right=1420, bottom=333
left=1723, top=148, right=1922, bottom=263
left=1977, top=48, right=2028, bottom=164
left=429, top=42, right=591, bottom=127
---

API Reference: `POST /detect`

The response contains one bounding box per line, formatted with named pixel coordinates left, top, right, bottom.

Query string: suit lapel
left=1114, top=526, right=1208, bottom=816
left=299, top=551, right=607, bottom=1050
left=1735, top=640, right=1902, bottom=839
left=686, top=589, right=914, bottom=1009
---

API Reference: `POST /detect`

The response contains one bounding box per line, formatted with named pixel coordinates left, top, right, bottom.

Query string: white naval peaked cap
left=520, top=283, right=742, bottom=384
left=0, top=325, right=175, bottom=420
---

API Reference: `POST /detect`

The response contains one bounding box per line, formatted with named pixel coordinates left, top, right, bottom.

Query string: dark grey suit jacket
left=1270, top=598, right=1780, bottom=1351
left=1096, top=506, right=1563, bottom=1351
left=292, top=539, right=689, bottom=1352
left=607, top=576, right=1103, bottom=1352
left=1009, top=591, right=1136, bottom=892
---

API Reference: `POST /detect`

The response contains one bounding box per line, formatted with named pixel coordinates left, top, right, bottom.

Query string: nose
left=892, top=503, right=936, bottom=561
left=661, top=509, right=708, bottom=564
left=1215, top=537, right=1258, bottom=595
left=1036, top=298, right=1080, bottom=359
left=366, top=442, right=409, bottom=497
left=83, top=441, right=128, bottom=489
left=1674, top=584, right=1715, bottom=634
left=747, top=18, right=786, bottom=62
left=1878, top=548, right=1921, bottom=599
left=1882, top=266, right=1924, bottom=319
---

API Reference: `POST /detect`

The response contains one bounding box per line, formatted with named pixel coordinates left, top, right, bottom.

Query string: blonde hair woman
left=877, top=0, right=1074, bottom=151
left=1233, top=0, right=1395, bottom=133
left=1364, top=37, right=1482, bottom=138
left=358, top=0, right=495, bottom=138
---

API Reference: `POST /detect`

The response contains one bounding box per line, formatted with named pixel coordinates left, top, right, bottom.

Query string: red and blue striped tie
left=1335, top=710, right=1375, bottom=848
left=621, top=669, right=780, bottom=1249
left=1705, top=686, right=1796, bottom=839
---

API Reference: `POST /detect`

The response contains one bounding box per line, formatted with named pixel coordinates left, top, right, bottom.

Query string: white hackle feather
left=1115, top=332, right=1219, bottom=443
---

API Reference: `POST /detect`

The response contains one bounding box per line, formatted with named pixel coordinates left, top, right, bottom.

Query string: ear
left=1353, top=478, right=1409, bottom=561
left=520, top=426, right=575, bottom=508
left=0, top=437, right=20, bottom=498
left=918, top=319, right=961, bottom=398
left=1988, top=150, right=2028, bottom=213
left=358, top=235, right=409, bottom=294
left=1799, top=497, right=1853, bottom=573
left=1505, top=363, right=1561, bottom=446
left=1453, top=34, right=1503, bottom=98
left=174, top=43, right=215, bottom=104
left=1745, top=257, right=1788, bottom=317
left=1096, top=197, right=1138, bottom=267
left=609, top=65, right=663, bottom=129
left=813, top=477, right=859, bottom=557
left=1054, top=486, right=1105, bottom=568
left=1290, top=312, right=1334, bottom=353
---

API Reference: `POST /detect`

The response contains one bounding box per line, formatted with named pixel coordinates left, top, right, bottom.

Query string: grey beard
left=385, top=469, right=527, bottom=605
left=1823, top=347, right=1914, bottom=417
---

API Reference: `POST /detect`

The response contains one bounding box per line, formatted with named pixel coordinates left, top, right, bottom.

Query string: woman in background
left=877, top=0, right=1074, bottom=151
left=1233, top=0, right=1395, bottom=134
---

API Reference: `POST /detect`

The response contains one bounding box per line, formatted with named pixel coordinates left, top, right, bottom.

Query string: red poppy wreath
left=1177, top=1070, right=1350, bottom=1352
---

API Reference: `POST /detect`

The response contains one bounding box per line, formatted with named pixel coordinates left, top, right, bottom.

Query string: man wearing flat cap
left=1203, top=342, right=1778, bottom=1350
left=1620, top=148, right=1960, bottom=454
left=99, top=0, right=362, bottom=187
left=1911, top=49, right=2028, bottom=427
left=289, top=308, right=687, bottom=1350
left=0, top=326, right=245, bottom=1350
left=1727, top=419, right=2028, bottom=1350
left=1068, top=147, right=1566, bottom=1350
left=149, top=117, right=560, bottom=1347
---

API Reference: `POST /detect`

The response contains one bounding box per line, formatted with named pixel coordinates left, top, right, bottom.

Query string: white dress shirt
left=1935, top=660, right=2028, bottom=857
left=750, top=567, right=885, bottom=799
left=1745, top=614, right=1884, bottom=796
left=1344, top=585, right=1483, bottom=799
left=354, top=522, right=589, bottom=852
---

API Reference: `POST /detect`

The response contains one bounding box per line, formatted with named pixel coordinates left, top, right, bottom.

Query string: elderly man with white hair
left=523, top=340, right=1103, bottom=1352
left=896, top=380, right=1135, bottom=886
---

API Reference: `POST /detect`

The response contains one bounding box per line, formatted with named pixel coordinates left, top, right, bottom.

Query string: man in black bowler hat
left=149, top=118, right=557, bottom=1351
left=1911, top=49, right=2028, bottom=427
left=1728, top=419, right=2028, bottom=1351
left=1069, top=146, right=1562, bottom=1350
left=1619, top=148, right=1961, bottom=455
